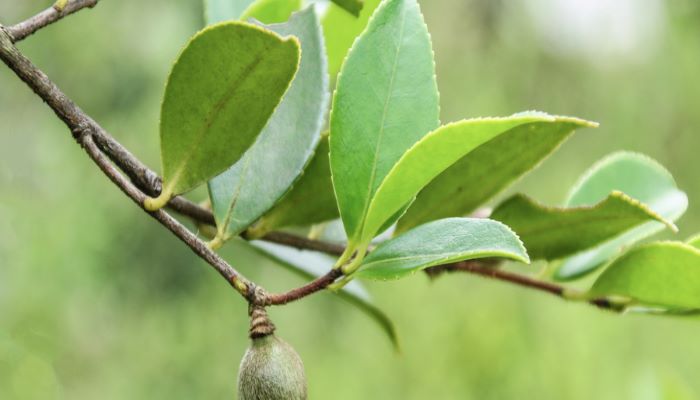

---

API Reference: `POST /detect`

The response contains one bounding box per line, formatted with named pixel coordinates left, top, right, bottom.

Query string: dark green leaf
left=208, top=9, right=328, bottom=240
left=241, top=0, right=302, bottom=23
left=147, top=23, right=300, bottom=210
left=589, top=242, right=700, bottom=310
left=247, top=241, right=399, bottom=348
left=360, top=113, right=596, bottom=245
left=330, top=0, right=364, bottom=17
left=356, top=218, right=529, bottom=280
left=491, top=192, right=676, bottom=260
left=555, top=152, right=688, bottom=280
left=330, top=0, right=440, bottom=246
left=396, top=117, right=591, bottom=234
left=253, top=136, right=339, bottom=235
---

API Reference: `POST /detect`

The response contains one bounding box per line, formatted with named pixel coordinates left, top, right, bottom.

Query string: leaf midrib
left=166, top=47, right=269, bottom=192
left=355, top=3, right=409, bottom=243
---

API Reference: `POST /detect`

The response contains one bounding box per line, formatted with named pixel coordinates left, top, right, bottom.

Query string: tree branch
left=7, top=0, right=99, bottom=42
left=429, top=260, right=622, bottom=312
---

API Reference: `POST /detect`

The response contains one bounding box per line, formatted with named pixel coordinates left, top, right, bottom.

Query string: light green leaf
left=688, top=234, right=700, bottom=250
left=148, top=23, right=300, bottom=209
left=491, top=192, right=676, bottom=260
left=356, top=218, right=529, bottom=280
left=241, top=0, right=302, bottom=23
left=253, top=136, right=339, bottom=234
left=396, top=117, right=590, bottom=234
left=208, top=10, right=328, bottom=240
left=323, top=0, right=381, bottom=77
left=330, top=0, right=440, bottom=246
left=204, top=0, right=256, bottom=23
left=330, top=0, right=364, bottom=16
left=589, top=242, right=700, bottom=310
left=247, top=241, right=399, bottom=348
left=360, top=113, right=597, bottom=245
left=555, top=152, right=688, bottom=280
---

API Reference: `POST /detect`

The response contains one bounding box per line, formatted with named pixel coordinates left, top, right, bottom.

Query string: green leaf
left=491, top=192, right=676, bottom=260
left=555, top=152, right=688, bottom=280
left=396, top=117, right=590, bottom=234
left=204, top=0, right=256, bottom=23
left=241, top=0, right=302, bottom=23
left=148, top=23, right=300, bottom=209
left=207, top=10, right=327, bottom=240
left=588, top=242, right=700, bottom=310
left=360, top=113, right=596, bottom=245
left=330, top=0, right=440, bottom=246
left=253, top=136, right=339, bottom=234
left=330, top=0, right=364, bottom=16
left=356, top=218, right=529, bottom=280
left=247, top=240, right=399, bottom=348
left=322, top=0, right=380, bottom=77
left=688, top=234, right=700, bottom=250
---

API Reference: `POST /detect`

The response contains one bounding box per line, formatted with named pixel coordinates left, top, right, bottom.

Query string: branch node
left=248, top=304, right=275, bottom=339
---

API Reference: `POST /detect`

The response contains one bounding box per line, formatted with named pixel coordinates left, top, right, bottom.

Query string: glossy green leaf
left=323, top=0, right=381, bottom=77
left=357, top=218, right=529, bottom=280
left=156, top=23, right=300, bottom=202
left=688, top=234, right=700, bottom=250
left=330, top=0, right=364, bottom=16
left=330, top=0, right=440, bottom=245
left=589, top=242, right=700, bottom=310
left=247, top=241, right=399, bottom=348
left=208, top=10, right=328, bottom=240
left=396, top=117, right=590, bottom=234
left=204, top=0, right=256, bottom=23
left=491, top=192, right=676, bottom=260
left=555, top=152, right=688, bottom=280
left=360, top=113, right=597, bottom=245
left=253, top=136, right=339, bottom=234
left=241, top=0, right=302, bottom=23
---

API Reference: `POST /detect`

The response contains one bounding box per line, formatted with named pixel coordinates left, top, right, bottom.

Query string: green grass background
left=1, top=1, right=700, bottom=398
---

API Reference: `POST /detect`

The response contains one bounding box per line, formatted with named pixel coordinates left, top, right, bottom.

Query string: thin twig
left=265, top=269, right=344, bottom=306
left=7, top=0, right=98, bottom=42
left=432, top=261, right=622, bottom=312
left=256, top=231, right=346, bottom=256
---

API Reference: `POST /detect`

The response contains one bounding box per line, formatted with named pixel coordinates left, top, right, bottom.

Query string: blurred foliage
left=1, top=0, right=700, bottom=398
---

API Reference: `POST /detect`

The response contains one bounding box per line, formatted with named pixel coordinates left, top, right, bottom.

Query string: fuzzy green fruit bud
left=238, top=335, right=307, bottom=400
left=237, top=306, right=307, bottom=400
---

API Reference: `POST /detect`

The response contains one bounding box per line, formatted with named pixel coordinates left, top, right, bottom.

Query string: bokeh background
left=2, top=0, right=700, bottom=398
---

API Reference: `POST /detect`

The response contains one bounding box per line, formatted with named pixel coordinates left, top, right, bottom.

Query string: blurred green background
left=2, top=0, right=700, bottom=398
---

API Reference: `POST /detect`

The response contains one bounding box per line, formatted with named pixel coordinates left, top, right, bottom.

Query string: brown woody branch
left=7, top=0, right=98, bottom=42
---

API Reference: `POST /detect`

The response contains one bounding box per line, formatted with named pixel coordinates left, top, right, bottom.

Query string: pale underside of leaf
left=589, top=242, right=700, bottom=310
left=555, top=151, right=688, bottom=280
left=361, top=113, right=597, bottom=245
left=491, top=191, right=676, bottom=260
left=205, top=0, right=256, bottom=23
left=208, top=9, right=328, bottom=239
left=357, top=217, right=529, bottom=280
left=254, top=136, right=339, bottom=234
left=329, top=0, right=440, bottom=246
